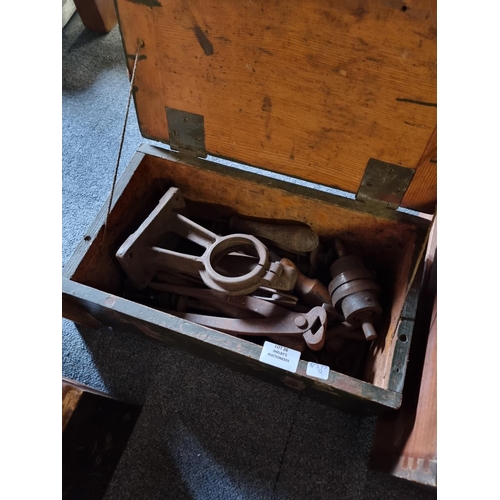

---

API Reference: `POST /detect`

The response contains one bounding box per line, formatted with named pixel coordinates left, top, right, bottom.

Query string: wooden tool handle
left=230, top=216, right=319, bottom=253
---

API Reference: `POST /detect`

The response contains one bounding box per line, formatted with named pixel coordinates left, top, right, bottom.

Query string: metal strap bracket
left=166, top=108, right=207, bottom=158
left=356, top=159, right=415, bottom=209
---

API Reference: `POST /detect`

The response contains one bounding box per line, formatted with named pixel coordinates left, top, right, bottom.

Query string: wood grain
left=401, top=125, right=437, bottom=213
left=67, top=146, right=422, bottom=295
left=363, top=232, right=417, bottom=388
left=63, top=278, right=402, bottom=414
left=115, top=0, right=436, bottom=210
left=62, top=381, right=83, bottom=431
left=369, top=216, right=437, bottom=486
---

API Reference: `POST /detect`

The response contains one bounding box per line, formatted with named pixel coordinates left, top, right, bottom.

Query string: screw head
left=294, top=316, right=308, bottom=329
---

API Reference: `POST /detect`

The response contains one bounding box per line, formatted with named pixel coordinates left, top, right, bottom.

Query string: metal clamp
left=116, top=187, right=297, bottom=295
left=148, top=282, right=326, bottom=350
left=172, top=307, right=326, bottom=351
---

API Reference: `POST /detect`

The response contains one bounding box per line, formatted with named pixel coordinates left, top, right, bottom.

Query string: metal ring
left=330, top=279, right=381, bottom=308
left=200, top=234, right=270, bottom=294
left=328, top=268, right=376, bottom=294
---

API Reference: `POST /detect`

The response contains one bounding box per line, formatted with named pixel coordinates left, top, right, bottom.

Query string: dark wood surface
left=62, top=379, right=141, bottom=500
left=74, top=0, right=117, bottom=33
left=114, top=0, right=436, bottom=211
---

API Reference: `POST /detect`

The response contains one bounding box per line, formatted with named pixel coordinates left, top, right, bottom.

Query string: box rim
left=62, top=143, right=430, bottom=413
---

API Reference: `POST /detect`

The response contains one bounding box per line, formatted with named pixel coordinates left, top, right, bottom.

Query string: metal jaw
left=116, top=188, right=297, bottom=295
left=148, top=283, right=326, bottom=350
left=172, top=307, right=327, bottom=351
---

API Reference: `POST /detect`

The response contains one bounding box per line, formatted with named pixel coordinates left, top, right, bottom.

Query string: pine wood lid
left=116, top=0, right=436, bottom=212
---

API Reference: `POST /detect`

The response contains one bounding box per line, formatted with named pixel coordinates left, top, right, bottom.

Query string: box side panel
left=63, top=151, right=173, bottom=295
left=63, top=151, right=146, bottom=281
left=370, top=296, right=437, bottom=487
left=143, top=149, right=421, bottom=261
left=363, top=231, right=424, bottom=389
left=66, top=147, right=423, bottom=294
left=63, top=148, right=428, bottom=409
left=369, top=221, right=436, bottom=487
left=63, top=278, right=402, bottom=415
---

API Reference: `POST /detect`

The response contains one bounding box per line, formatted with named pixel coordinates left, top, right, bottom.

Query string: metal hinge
left=166, top=108, right=207, bottom=158
left=356, top=159, right=415, bottom=209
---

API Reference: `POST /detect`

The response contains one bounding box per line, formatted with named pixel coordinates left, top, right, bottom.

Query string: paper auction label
left=306, top=362, right=330, bottom=380
left=259, top=342, right=301, bottom=373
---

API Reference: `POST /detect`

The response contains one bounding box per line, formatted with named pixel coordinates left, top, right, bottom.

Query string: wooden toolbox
left=62, top=0, right=436, bottom=415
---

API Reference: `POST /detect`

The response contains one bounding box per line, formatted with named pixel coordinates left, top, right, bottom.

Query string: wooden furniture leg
left=62, top=378, right=142, bottom=500
left=73, top=0, right=117, bottom=34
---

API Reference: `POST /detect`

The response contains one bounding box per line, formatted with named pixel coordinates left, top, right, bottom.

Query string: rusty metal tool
left=280, top=258, right=332, bottom=307
left=147, top=285, right=304, bottom=356
left=280, top=257, right=339, bottom=321
left=325, top=322, right=368, bottom=341
left=250, top=287, right=298, bottom=307
left=327, top=238, right=382, bottom=341
left=170, top=307, right=327, bottom=351
left=154, top=270, right=298, bottom=308
left=148, top=282, right=326, bottom=350
left=229, top=216, right=319, bottom=254
left=149, top=283, right=293, bottom=319
left=116, top=187, right=297, bottom=295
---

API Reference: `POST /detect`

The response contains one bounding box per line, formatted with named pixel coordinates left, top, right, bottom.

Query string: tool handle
left=230, top=216, right=319, bottom=253
left=169, top=306, right=326, bottom=351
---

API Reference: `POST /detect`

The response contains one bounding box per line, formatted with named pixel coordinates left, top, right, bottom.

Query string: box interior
left=67, top=150, right=424, bottom=391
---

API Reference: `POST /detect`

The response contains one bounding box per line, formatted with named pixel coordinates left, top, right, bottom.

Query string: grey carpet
left=62, top=13, right=437, bottom=500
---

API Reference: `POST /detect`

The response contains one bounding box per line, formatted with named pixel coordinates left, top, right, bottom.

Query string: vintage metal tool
left=154, top=269, right=298, bottom=308
left=280, top=258, right=331, bottom=307
left=327, top=238, right=382, bottom=341
left=250, top=287, right=298, bottom=307
left=170, top=308, right=326, bottom=351
left=149, top=282, right=326, bottom=350
left=149, top=283, right=296, bottom=319
left=116, top=187, right=297, bottom=295
left=229, top=216, right=319, bottom=254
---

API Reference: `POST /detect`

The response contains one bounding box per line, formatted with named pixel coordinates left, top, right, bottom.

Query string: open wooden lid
left=115, top=0, right=436, bottom=213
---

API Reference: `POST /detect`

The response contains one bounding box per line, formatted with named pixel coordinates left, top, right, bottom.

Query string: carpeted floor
left=62, top=13, right=437, bottom=500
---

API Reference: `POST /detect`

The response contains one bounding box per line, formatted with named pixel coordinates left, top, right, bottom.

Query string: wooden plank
left=114, top=0, right=436, bottom=210
left=63, top=277, right=403, bottom=415
left=401, top=126, right=437, bottom=213
left=74, top=0, right=117, bottom=33
left=62, top=381, right=83, bottom=431
left=363, top=232, right=417, bottom=388
left=62, top=150, right=149, bottom=292
left=63, top=379, right=116, bottom=431
left=369, top=295, right=436, bottom=486
left=369, top=216, right=437, bottom=487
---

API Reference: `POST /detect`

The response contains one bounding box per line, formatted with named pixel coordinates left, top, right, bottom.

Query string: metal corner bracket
left=356, top=159, right=415, bottom=209
left=166, top=108, right=207, bottom=158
